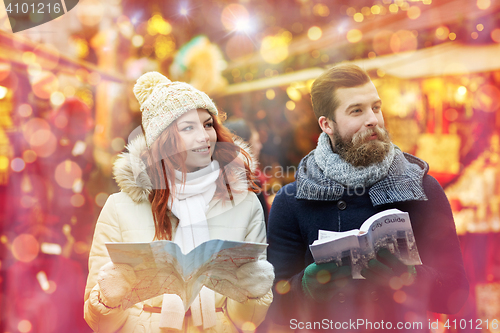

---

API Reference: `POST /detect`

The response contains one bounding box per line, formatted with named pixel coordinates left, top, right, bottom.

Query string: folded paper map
left=105, top=239, right=267, bottom=309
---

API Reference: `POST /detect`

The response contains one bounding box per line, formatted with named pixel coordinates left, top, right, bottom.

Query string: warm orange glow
left=316, top=269, right=331, bottom=284
left=346, top=29, right=363, bottom=43
left=477, top=0, right=491, bottom=10
left=275, top=280, right=291, bottom=294
left=147, top=14, right=172, bottom=35
left=371, top=5, right=381, bottom=14
left=393, top=290, right=407, bottom=303
left=308, top=26, right=322, bottom=41
left=221, top=4, right=249, bottom=31
left=12, top=234, right=39, bottom=263
left=353, top=13, right=364, bottom=22
left=241, top=321, right=256, bottom=333
left=18, top=319, right=32, bottom=333
left=435, top=26, right=450, bottom=40
left=491, top=28, right=500, bottom=42
left=407, top=6, right=421, bottom=19
left=260, top=33, right=290, bottom=64
left=22, top=150, right=37, bottom=163
left=266, top=89, right=275, bottom=100
left=390, top=30, right=418, bottom=53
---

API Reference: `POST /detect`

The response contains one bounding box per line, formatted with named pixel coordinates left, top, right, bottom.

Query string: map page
left=105, top=239, right=267, bottom=309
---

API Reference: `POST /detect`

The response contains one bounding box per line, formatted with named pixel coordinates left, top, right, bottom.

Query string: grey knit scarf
left=296, top=133, right=429, bottom=206
left=314, top=132, right=395, bottom=188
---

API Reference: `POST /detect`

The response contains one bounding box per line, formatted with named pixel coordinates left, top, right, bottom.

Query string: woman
left=84, top=72, right=274, bottom=332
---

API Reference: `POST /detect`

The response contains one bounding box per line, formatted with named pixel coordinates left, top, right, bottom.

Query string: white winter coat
left=84, top=136, right=272, bottom=333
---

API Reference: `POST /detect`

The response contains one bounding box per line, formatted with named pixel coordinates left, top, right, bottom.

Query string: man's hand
left=302, top=262, right=352, bottom=302
left=360, top=248, right=416, bottom=286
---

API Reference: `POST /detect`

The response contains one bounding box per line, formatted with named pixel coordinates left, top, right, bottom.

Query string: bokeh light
left=353, top=13, right=364, bottom=22
left=132, top=35, right=144, bottom=47
left=50, top=91, right=65, bottom=106
left=286, top=101, right=295, bottom=110
left=18, top=319, right=32, bottom=333
left=286, top=86, right=302, bottom=102
left=241, top=321, right=256, bottom=333
left=54, top=160, right=83, bottom=189
left=22, top=150, right=37, bottom=163
left=18, top=104, right=32, bottom=117
left=313, top=4, right=330, bottom=17
left=491, top=29, right=500, bottom=42
left=473, top=84, right=500, bottom=113
left=307, top=26, right=322, bottom=41
left=12, top=234, right=39, bottom=263
left=260, top=32, right=291, bottom=64
left=436, top=26, right=450, bottom=40
left=407, top=6, right=421, bottom=19
left=95, top=192, right=109, bottom=207
left=393, top=290, right=407, bottom=303
left=477, top=0, right=491, bottom=10
left=266, top=89, right=275, bottom=100
left=31, top=71, right=59, bottom=100
left=346, top=29, right=362, bottom=43
left=71, top=194, right=85, bottom=207
left=147, top=14, right=172, bottom=35
left=221, top=4, right=249, bottom=32
left=390, top=30, right=418, bottom=53
left=11, top=158, right=25, bottom=172
left=275, top=280, right=291, bottom=294
left=111, top=137, right=126, bottom=152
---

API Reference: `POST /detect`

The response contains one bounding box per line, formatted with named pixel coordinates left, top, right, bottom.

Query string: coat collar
left=113, top=134, right=258, bottom=203
left=295, top=147, right=429, bottom=206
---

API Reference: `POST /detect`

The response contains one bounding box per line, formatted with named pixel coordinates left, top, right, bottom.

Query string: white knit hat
left=133, top=72, right=218, bottom=148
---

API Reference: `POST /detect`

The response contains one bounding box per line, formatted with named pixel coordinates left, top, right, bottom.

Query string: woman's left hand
left=236, top=260, right=275, bottom=299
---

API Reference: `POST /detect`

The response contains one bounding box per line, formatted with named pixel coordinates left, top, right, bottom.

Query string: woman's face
left=176, top=109, right=217, bottom=172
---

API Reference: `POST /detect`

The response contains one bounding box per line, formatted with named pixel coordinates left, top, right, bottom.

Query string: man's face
left=320, top=81, right=391, bottom=167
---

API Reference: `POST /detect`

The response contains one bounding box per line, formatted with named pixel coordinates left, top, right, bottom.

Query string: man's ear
left=318, top=116, right=334, bottom=135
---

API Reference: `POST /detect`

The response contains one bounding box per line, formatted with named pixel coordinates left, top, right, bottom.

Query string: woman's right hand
left=97, top=262, right=137, bottom=308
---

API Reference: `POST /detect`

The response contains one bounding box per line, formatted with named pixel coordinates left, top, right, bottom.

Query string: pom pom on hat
left=133, top=71, right=219, bottom=148
left=133, top=72, right=171, bottom=106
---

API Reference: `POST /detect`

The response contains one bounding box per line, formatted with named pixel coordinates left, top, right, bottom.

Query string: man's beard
left=333, top=126, right=392, bottom=167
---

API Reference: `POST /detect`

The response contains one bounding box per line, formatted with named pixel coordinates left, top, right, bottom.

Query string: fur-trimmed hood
left=113, top=134, right=258, bottom=203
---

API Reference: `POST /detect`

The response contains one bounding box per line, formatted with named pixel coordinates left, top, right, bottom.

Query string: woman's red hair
left=142, top=110, right=259, bottom=241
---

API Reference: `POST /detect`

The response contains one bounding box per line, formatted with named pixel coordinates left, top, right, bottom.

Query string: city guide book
left=309, top=208, right=422, bottom=279
left=105, top=239, right=267, bottom=310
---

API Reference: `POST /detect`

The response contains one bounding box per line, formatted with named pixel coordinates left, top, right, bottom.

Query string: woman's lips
left=192, top=146, right=210, bottom=154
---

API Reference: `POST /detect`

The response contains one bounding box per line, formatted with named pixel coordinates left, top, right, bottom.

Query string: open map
left=105, top=239, right=267, bottom=309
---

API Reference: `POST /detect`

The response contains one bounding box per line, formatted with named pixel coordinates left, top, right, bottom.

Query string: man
left=266, top=64, right=469, bottom=332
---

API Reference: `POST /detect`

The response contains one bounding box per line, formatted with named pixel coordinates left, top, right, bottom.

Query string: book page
left=362, top=209, right=422, bottom=267
left=105, top=239, right=267, bottom=309
left=310, top=233, right=361, bottom=267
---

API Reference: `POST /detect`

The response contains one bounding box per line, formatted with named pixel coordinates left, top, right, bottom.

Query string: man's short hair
left=310, top=64, right=371, bottom=120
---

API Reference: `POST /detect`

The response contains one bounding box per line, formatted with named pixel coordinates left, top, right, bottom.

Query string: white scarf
left=159, top=161, right=220, bottom=330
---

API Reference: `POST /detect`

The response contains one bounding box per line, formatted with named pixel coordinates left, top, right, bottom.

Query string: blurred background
left=0, top=0, right=499, bottom=332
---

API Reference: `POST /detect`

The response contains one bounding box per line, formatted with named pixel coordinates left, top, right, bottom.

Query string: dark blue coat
left=266, top=168, right=468, bottom=332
